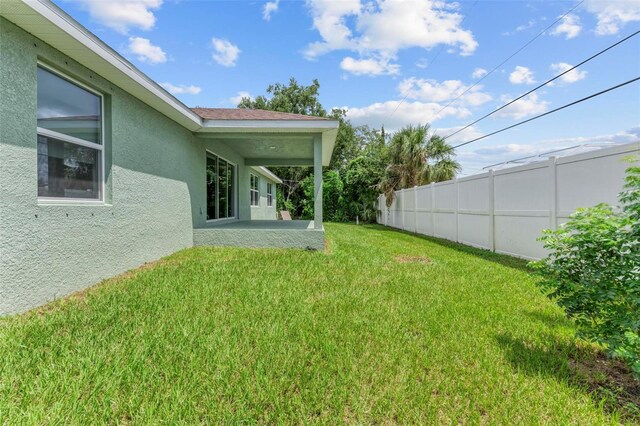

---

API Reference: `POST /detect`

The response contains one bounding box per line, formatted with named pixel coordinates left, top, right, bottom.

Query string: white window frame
left=250, top=173, right=260, bottom=207
left=205, top=150, right=238, bottom=223
left=36, top=61, right=105, bottom=205
left=267, top=182, right=273, bottom=207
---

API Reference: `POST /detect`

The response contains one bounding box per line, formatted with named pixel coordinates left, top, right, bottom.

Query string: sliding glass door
left=206, top=153, right=236, bottom=221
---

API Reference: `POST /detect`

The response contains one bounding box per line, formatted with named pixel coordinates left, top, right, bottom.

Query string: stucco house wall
left=249, top=168, right=278, bottom=220
left=0, top=18, right=264, bottom=314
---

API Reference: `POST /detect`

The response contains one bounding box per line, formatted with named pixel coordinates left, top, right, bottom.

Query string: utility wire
left=443, top=29, right=640, bottom=140
left=427, top=0, right=584, bottom=123
left=446, top=76, right=640, bottom=151
left=388, top=0, right=480, bottom=119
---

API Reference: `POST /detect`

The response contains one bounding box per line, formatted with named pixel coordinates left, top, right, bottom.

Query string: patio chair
left=280, top=211, right=292, bottom=221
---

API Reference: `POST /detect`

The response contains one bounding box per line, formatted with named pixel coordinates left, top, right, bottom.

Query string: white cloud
left=342, top=100, right=470, bottom=131
left=471, top=68, right=487, bottom=79
left=550, top=14, right=582, bottom=39
left=212, top=38, right=240, bottom=67
left=457, top=126, right=640, bottom=174
left=585, top=0, right=640, bottom=35
left=340, top=56, right=400, bottom=76
left=509, top=66, right=536, bottom=85
left=435, top=125, right=483, bottom=144
left=502, top=19, right=536, bottom=36
left=397, top=77, right=492, bottom=106
left=415, top=58, right=429, bottom=69
left=304, top=0, right=478, bottom=73
left=128, top=36, right=166, bottom=64
left=494, top=93, right=549, bottom=120
left=229, top=91, right=253, bottom=105
left=549, top=62, right=587, bottom=84
left=72, top=0, right=163, bottom=34
left=160, top=82, right=201, bottom=95
left=263, top=0, right=280, bottom=21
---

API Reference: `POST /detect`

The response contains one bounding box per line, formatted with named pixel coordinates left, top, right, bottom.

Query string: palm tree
left=378, top=124, right=460, bottom=207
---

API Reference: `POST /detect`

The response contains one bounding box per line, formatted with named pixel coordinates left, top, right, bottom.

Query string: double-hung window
left=267, top=183, right=273, bottom=207
left=250, top=174, right=260, bottom=206
left=37, top=65, right=104, bottom=201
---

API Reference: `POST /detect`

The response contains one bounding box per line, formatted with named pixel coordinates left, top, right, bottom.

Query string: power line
left=443, top=29, right=640, bottom=140
left=427, top=0, right=584, bottom=123
left=388, top=0, right=480, bottom=120
left=448, top=76, right=640, bottom=151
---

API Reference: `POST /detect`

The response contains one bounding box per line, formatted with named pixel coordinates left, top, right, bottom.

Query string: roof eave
left=252, top=167, right=284, bottom=184
left=1, top=0, right=202, bottom=131
left=199, top=120, right=339, bottom=167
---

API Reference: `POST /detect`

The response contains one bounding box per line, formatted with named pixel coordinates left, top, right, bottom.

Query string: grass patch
left=0, top=223, right=637, bottom=423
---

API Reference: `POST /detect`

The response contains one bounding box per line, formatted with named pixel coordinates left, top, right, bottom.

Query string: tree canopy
left=235, top=77, right=460, bottom=221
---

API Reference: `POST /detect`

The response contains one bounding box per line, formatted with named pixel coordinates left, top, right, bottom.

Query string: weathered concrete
left=194, top=221, right=325, bottom=250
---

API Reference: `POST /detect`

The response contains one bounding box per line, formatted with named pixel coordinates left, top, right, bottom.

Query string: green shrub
left=532, top=166, right=640, bottom=378
left=300, top=170, right=347, bottom=222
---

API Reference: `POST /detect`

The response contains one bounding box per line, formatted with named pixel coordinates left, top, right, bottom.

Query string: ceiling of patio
left=198, top=133, right=316, bottom=165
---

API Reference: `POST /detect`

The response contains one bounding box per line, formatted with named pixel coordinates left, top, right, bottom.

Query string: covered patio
left=194, top=220, right=324, bottom=250
left=192, top=108, right=338, bottom=250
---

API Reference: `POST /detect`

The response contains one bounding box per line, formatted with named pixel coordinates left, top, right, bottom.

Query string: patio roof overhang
left=196, top=121, right=339, bottom=167
left=0, top=0, right=339, bottom=166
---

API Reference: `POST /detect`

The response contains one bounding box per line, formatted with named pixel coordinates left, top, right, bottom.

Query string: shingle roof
left=191, top=108, right=331, bottom=121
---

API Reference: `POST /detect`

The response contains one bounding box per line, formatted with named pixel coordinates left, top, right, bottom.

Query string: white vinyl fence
left=377, top=142, right=639, bottom=260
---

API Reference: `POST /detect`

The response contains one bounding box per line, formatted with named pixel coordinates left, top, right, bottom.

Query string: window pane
left=37, top=67, right=102, bottom=144
left=206, top=155, right=217, bottom=220
left=218, top=159, right=228, bottom=219
left=37, top=135, right=100, bottom=199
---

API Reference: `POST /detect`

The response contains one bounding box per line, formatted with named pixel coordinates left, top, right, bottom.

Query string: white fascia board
left=199, top=120, right=339, bottom=131
left=251, top=167, right=284, bottom=184
left=8, top=0, right=202, bottom=131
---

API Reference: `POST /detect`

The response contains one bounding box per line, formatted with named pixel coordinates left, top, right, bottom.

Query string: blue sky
left=55, top=0, right=640, bottom=174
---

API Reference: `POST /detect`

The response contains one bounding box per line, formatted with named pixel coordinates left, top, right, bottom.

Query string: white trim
left=37, top=198, right=107, bottom=206
left=205, top=150, right=238, bottom=222
left=36, top=63, right=105, bottom=203
left=200, top=120, right=338, bottom=131
left=36, top=127, right=102, bottom=151
left=251, top=166, right=283, bottom=184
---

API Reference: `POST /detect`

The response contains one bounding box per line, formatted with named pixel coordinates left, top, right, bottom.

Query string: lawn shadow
left=362, top=224, right=532, bottom=273
left=525, top=310, right=574, bottom=331
left=496, top=332, right=640, bottom=420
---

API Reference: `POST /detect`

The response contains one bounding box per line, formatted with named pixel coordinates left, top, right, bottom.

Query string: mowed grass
left=0, top=224, right=632, bottom=423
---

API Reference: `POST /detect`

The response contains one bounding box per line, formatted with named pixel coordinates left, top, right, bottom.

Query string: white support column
left=313, top=135, right=323, bottom=229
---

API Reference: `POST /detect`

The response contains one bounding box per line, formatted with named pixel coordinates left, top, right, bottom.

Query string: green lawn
left=0, top=224, right=636, bottom=423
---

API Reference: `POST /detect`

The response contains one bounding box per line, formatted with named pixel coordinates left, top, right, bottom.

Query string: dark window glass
left=37, top=67, right=102, bottom=144
left=250, top=174, right=260, bottom=206
left=37, top=135, right=100, bottom=199
left=218, top=159, right=228, bottom=219
left=206, top=155, right=217, bottom=220
left=206, top=154, right=235, bottom=220
left=267, top=183, right=273, bottom=207
left=227, top=162, right=234, bottom=218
